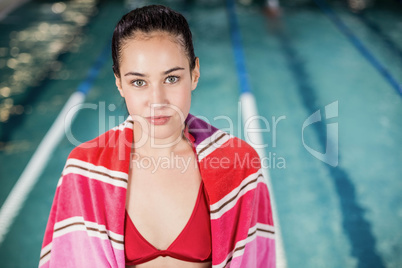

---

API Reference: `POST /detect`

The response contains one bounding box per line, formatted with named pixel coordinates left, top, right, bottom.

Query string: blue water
left=0, top=0, right=401, bottom=267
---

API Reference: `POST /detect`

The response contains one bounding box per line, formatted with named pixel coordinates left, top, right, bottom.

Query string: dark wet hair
left=112, top=5, right=196, bottom=77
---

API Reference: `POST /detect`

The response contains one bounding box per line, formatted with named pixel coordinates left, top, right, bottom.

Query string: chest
left=125, top=153, right=203, bottom=250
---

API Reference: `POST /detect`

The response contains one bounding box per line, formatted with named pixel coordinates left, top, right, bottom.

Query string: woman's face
left=115, top=32, right=200, bottom=143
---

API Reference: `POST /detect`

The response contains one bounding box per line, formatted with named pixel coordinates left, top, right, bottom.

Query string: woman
left=39, top=5, right=275, bottom=268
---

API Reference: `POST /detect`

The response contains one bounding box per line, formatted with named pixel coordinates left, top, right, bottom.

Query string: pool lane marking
left=0, top=0, right=30, bottom=21
left=354, top=12, right=402, bottom=65
left=226, top=0, right=287, bottom=266
left=270, top=16, right=385, bottom=267
left=0, top=42, right=110, bottom=245
left=313, top=0, right=402, bottom=96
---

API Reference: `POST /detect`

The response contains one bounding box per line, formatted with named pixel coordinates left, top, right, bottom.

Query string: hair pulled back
left=112, top=5, right=196, bottom=77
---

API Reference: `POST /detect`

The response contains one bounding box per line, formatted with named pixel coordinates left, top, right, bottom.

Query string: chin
left=148, top=126, right=180, bottom=138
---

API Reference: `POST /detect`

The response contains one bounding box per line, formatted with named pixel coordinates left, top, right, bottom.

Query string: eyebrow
left=124, top=67, right=185, bottom=77
left=164, top=67, right=185, bottom=75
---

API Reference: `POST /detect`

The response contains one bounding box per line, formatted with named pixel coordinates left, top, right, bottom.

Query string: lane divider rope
left=313, top=0, right=402, bottom=96
left=226, top=0, right=287, bottom=266
left=0, top=42, right=110, bottom=245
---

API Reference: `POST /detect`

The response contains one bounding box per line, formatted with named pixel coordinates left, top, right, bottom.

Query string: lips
left=145, top=115, right=171, bottom=119
left=145, top=115, right=171, bottom=125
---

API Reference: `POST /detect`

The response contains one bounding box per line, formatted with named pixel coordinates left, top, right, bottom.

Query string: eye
left=165, top=76, right=179, bottom=84
left=132, top=79, right=146, bottom=87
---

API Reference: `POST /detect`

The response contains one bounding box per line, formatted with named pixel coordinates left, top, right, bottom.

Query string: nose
left=149, top=84, right=168, bottom=110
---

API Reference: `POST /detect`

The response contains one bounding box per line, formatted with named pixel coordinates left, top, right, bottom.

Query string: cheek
left=123, top=92, right=145, bottom=112
left=173, top=88, right=192, bottom=113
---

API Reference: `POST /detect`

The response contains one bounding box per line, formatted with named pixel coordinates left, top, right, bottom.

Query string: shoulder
left=194, top=128, right=261, bottom=170
left=212, top=134, right=262, bottom=173
left=223, top=135, right=260, bottom=161
left=200, top=132, right=265, bottom=205
left=186, top=113, right=260, bottom=164
left=193, top=122, right=262, bottom=178
left=66, top=118, right=133, bottom=169
left=186, top=114, right=266, bottom=203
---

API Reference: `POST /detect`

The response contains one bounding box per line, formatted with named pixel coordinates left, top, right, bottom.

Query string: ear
left=191, top=57, right=200, bottom=91
left=115, top=74, right=124, bottom=97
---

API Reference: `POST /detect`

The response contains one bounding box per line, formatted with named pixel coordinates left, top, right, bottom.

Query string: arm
left=206, top=140, right=276, bottom=267
left=39, top=180, right=61, bottom=268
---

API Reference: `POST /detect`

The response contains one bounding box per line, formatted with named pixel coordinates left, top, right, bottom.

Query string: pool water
left=0, top=0, right=401, bottom=267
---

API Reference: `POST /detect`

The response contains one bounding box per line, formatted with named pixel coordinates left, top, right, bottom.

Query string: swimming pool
left=0, top=0, right=401, bottom=267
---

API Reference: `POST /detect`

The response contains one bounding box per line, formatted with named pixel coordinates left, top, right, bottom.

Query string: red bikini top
left=124, top=181, right=212, bottom=265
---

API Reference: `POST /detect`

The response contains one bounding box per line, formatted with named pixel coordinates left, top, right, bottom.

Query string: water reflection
left=0, top=0, right=98, bottom=123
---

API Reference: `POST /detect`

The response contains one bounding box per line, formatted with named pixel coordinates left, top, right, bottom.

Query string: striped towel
left=39, top=113, right=275, bottom=267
